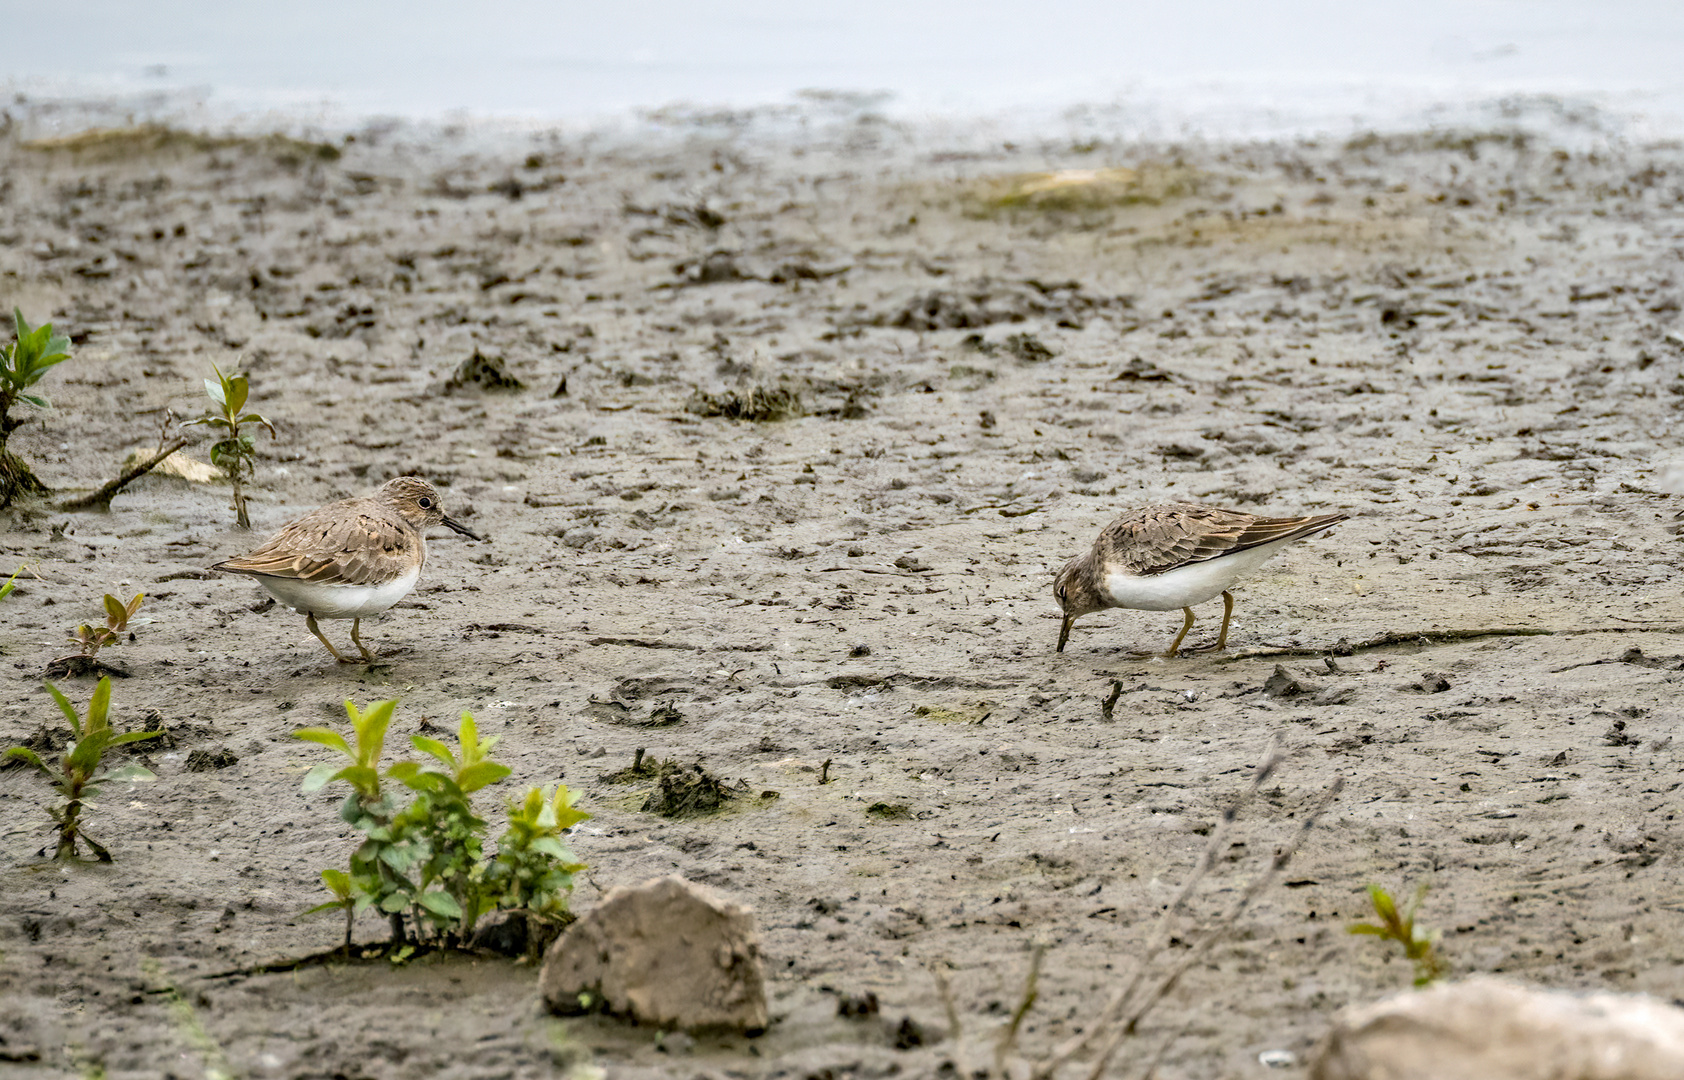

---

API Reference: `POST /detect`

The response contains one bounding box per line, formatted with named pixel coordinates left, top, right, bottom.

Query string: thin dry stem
left=995, top=945, right=1045, bottom=1078
left=1032, top=740, right=1283, bottom=1080
left=1083, top=776, right=1346, bottom=1080
left=931, top=960, right=969, bottom=1078
left=59, top=436, right=191, bottom=512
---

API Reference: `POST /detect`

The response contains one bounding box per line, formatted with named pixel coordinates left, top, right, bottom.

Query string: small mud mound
left=686, top=385, right=802, bottom=421
left=883, top=277, right=1118, bottom=331
left=444, top=349, right=525, bottom=392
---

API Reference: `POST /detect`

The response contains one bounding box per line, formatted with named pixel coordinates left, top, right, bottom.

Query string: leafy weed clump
left=296, top=699, right=588, bottom=956
left=0, top=309, right=72, bottom=506
left=1349, top=881, right=1446, bottom=986
left=185, top=364, right=275, bottom=528
left=4, top=677, right=161, bottom=860
left=49, top=592, right=144, bottom=678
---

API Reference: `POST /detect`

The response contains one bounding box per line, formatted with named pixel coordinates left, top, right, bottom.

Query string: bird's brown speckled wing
left=1096, top=502, right=1346, bottom=576
left=213, top=498, right=422, bottom=586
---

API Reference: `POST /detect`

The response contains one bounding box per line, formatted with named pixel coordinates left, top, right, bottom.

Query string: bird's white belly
left=254, top=568, right=420, bottom=619
left=1104, top=538, right=1295, bottom=611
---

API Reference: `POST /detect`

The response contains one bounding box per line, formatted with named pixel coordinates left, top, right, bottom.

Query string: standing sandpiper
left=1053, top=502, right=1346, bottom=656
left=213, top=476, right=483, bottom=663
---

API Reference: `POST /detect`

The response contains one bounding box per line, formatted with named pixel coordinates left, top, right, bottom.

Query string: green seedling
left=1349, top=881, right=1446, bottom=986
left=296, top=699, right=588, bottom=951
left=304, top=868, right=357, bottom=951
left=0, top=308, right=72, bottom=506
left=5, top=677, right=160, bottom=860
left=184, top=363, right=274, bottom=528
left=0, top=564, right=23, bottom=602
left=52, top=592, right=144, bottom=677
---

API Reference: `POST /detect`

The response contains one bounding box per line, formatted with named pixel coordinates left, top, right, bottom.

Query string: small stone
left=540, top=875, right=768, bottom=1033
left=1312, top=976, right=1684, bottom=1080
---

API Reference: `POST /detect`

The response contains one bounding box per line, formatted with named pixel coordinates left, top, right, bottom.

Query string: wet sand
left=1, top=117, right=1683, bottom=1078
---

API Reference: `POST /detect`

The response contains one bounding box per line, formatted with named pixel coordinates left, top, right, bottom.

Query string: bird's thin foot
left=349, top=618, right=379, bottom=663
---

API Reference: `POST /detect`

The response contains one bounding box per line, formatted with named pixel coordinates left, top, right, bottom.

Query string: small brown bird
left=213, top=476, right=482, bottom=663
left=1053, top=502, right=1346, bottom=656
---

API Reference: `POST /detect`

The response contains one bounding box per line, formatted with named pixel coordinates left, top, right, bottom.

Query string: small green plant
left=185, top=363, right=274, bottom=528
left=4, top=677, right=161, bottom=860
left=1349, top=881, right=1446, bottom=986
left=50, top=592, right=144, bottom=678
left=0, top=308, right=72, bottom=506
left=296, top=699, right=589, bottom=952
left=0, top=564, right=24, bottom=602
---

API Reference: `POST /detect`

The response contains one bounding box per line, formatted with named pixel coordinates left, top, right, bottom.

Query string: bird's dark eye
left=1056, top=585, right=1067, bottom=602
left=418, top=497, right=434, bottom=509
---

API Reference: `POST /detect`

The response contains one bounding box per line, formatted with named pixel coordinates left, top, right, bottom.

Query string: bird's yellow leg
left=305, top=613, right=355, bottom=664
left=1215, top=590, right=1235, bottom=650
left=348, top=617, right=378, bottom=663
left=1164, top=607, right=1196, bottom=658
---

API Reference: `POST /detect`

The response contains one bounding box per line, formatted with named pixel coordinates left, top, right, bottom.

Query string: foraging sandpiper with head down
left=1053, top=502, right=1346, bottom=657
left=213, top=476, right=483, bottom=663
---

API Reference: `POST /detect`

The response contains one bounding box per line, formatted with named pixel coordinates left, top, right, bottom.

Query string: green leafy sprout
left=0, top=308, right=72, bottom=506
left=1348, top=881, right=1446, bottom=987
left=4, top=677, right=162, bottom=860
left=61, top=592, right=145, bottom=667
left=184, top=363, right=274, bottom=528
left=295, top=699, right=589, bottom=952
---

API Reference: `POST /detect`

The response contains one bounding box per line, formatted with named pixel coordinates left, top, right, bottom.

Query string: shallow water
left=10, top=0, right=1684, bottom=140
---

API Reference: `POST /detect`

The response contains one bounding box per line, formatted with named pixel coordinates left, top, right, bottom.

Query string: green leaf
left=322, top=868, right=353, bottom=897
left=44, top=682, right=83, bottom=737
left=456, top=760, right=512, bottom=794
left=1348, top=924, right=1390, bottom=937
left=409, top=735, right=457, bottom=770
left=87, top=677, right=112, bottom=732
left=108, top=729, right=163, bottom=747
left=20, top=393, right=46, bottom=408
left=350, top=699, right=398, bottom=767
left=530, top=836, right=568, bottom=860
left=101, top=763, right=156, bottom=783
left=331, top=764, right=380, bottom=794
left=103, top=594, right=126, bottom=626
left=67, top=730, right=113, bottom=774
left=293, top=727, right=354, bottom=758
left=4, top=745, right=44, bottom=769
left=303, top=900, right=352, bottom=916
left=379, top=892, right=410, bottom=913
left=418, top=891, right=463, bottom=919
left=204, top=376, right=226, bottom=406
left=301, top=762, right=339, bottom=793
left=226, top=374, right=249, bottom=415
left=385, top=760, right=422, bottom=783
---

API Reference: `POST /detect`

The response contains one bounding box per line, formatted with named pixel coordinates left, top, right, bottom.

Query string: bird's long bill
left=1057, top=614, right=1074, bottom=653
left=442, top=516, right=485, bottom=541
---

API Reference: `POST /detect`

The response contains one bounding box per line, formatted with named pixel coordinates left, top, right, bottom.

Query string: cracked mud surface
left=2, top=119, right=1683, bottom=1078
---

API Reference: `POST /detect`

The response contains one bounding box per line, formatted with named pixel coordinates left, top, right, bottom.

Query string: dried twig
left=995, top=945, right=1045, bottom=1077
left=58, top=436, right=191, bottom=513
left=1032, top=740, right=1284, bottom=1080
left=931, top=960, right=969, bottom=1079
left=1082, top=776, right=1345, bottom=1079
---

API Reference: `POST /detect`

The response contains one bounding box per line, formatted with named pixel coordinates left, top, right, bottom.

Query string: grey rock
left=1313, top=976, right=1684, bottom=1080
left=539, top=875, right=768, bottom=1033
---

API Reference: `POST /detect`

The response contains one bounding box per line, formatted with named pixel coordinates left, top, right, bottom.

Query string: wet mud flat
left=1, top=116, right=1683, bottom=1078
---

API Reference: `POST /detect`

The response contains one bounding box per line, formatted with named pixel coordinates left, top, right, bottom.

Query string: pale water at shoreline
left=6, top=0, right=1684, bottom=144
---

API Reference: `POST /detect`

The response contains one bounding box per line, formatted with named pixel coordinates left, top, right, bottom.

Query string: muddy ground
left=1, top=110, right=1683, bottom=1079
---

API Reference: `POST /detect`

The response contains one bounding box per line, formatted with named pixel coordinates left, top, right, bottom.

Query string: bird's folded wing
left=214, top=509, right=418, bottom=586
left=1106, top=504, right=1345, bottom=576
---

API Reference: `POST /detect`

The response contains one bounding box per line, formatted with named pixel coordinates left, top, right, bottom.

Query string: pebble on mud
left=1312, top=976, right=1684, bottom=1080
left=539, top=875, right=769, bottom=1034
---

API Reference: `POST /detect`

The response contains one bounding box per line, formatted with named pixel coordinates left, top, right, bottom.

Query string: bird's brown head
left=1053, top=553, right=1107, bottom=653
left=377, top=477, right=483, bottom=540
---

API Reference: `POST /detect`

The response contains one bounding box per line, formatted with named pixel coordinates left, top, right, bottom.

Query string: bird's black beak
left=442, top=516, right=485, bottom=542
left=1057, top=614, right=1074, bottom=653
